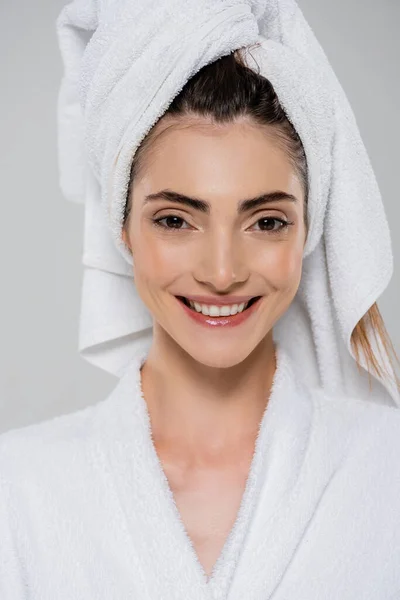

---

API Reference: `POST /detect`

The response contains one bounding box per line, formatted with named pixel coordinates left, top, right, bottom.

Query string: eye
left=251, top=217, right=293, bottom=234
left=152, top=215, right=191, bottom=230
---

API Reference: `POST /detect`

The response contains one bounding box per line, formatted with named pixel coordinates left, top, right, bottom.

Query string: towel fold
left=56, top=0, right=399, bottom=406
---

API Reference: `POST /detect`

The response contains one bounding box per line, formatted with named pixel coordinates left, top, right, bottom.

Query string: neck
left=140, top=328, right=277, bottom=464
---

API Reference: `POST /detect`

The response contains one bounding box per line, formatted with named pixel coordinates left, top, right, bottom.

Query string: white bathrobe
left=1, top=342, right=400, bottom=599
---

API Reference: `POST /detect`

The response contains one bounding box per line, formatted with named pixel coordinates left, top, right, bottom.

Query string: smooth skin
left=122, top=114, right=307, bottom=577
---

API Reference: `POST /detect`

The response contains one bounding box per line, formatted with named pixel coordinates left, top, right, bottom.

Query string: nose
left=193, top=228, right=249, bottom=291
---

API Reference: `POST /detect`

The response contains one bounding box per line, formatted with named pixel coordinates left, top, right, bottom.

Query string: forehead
left=135, top=117, right=303, bottom=204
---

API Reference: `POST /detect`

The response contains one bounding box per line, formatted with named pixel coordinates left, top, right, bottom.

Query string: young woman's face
left=122, top=116, right=307, bottom=368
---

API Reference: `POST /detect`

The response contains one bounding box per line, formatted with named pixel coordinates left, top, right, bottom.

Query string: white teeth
left=187, top=299, right=249, bottom=316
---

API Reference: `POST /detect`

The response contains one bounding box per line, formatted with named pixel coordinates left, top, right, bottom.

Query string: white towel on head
left=56, top=0, right=399, bottom=406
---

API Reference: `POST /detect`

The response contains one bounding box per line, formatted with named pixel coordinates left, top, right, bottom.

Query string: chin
left=179, top=339, right=264, bottom=369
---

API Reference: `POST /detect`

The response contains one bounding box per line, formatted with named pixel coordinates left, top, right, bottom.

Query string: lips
left=175, top=294, right=262, bottom=328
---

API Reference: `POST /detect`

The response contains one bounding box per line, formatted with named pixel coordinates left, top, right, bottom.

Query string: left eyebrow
left=143, top=189, right=299, bottom=214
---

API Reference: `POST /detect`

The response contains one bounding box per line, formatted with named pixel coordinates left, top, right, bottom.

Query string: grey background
left=0, top=0, right=399, bottom=433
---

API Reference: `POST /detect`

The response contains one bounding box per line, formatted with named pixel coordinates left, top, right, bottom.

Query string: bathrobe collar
left=91, top=342, right=331, bottom=599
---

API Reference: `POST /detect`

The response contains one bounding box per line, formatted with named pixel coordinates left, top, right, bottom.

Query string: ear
left=121, top=227, right=131, bottom=251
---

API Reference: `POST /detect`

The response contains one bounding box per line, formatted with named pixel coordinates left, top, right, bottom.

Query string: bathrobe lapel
left=226, top=361, right=344, bottom=600
left=95, top=355, right=213, bottom=600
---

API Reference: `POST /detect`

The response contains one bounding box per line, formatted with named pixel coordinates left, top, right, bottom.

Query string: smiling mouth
left=177, top=296, right=261, bottom=311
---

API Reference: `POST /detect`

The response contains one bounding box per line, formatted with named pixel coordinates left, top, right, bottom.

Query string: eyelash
left=151, top=215, right=294, bottom=235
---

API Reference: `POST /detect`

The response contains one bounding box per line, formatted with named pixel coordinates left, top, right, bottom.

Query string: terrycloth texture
left=56, top=0, right=399, bottom=406
left=1, top=341, right=400, bottom=599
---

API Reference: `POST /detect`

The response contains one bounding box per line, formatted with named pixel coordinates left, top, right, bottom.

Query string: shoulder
left=312, top=386, right=400, bottom=440
left=310, top=386, right=400, bottom=485
left=0, top=402, right=100, bottom=488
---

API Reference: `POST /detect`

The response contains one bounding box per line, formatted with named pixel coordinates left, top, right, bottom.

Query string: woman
left=1, top=0, right=400, bottom=598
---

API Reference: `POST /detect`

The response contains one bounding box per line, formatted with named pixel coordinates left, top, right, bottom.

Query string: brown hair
left=123, top=46, right=400, bottom=393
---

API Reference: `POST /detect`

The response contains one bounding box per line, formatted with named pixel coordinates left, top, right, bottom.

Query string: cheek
left=131, top=230, right=190, bottom=287
left=257, top=243, right=303, bottom=288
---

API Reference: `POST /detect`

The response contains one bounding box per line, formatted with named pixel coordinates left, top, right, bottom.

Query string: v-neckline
left=135, top=344, right=283, bottom=594
left=90, top=341, right=315, bottom=600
